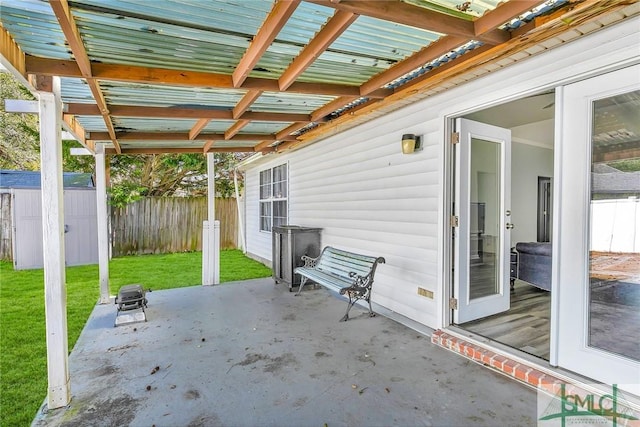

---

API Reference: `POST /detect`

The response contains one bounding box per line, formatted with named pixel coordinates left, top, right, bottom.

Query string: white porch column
left=39, top=77, right=71, bottom=409
left=203, top=153, right=219, bottom=285
left=95, top=144, right=110, bottom=303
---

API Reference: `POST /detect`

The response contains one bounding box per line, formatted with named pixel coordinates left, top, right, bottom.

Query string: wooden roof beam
left=232, top=0, right=300, bottom=87
left=189, top=119, right=211, bottom=140
left=233, top=90, right=263, bottom=119
left=276, top=121, right=308, bottom=140
left=225, top=120, right=251, bottom=139
left=202, top=140, right=215, bottom=153
left=278, top=10, right=358, bottom=90
left=310, top=96, right=358, bottom=122
left=311, top=0, right=508, bottom=45
left=26, top=57, right=392, bottom=99
left=49, top=0, right=121, bottom=153
left=474, top=1, right=545, bottom=36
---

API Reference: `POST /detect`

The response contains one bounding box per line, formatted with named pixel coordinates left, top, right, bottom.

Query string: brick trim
left=432, top=330, right=564, bottom=391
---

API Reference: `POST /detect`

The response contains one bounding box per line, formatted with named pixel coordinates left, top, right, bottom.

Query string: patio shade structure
left=1, top=0, right=635, bottom=156
left=1, top=0, right=638, bottom=414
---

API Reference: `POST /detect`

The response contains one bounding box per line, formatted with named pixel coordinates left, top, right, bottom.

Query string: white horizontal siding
left=242, top=18, right=640, bottom=329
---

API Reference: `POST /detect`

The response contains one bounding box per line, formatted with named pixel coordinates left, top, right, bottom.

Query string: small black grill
left=115, top=284, right=147, bottom=325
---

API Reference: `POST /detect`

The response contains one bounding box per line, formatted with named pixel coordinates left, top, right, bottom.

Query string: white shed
left=1, top=170, right=98, bottom=270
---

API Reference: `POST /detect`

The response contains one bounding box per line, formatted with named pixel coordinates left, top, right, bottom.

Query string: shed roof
left=0, top=0, right=638, bottom=156
left=0, top=169, right=94, bottom=189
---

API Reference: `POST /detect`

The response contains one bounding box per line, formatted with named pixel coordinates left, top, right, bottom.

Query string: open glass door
left=454, top=118, right=512, bottom=323
left=557, top=65, right=640, bottom=396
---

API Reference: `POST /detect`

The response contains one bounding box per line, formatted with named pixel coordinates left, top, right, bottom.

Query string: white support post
left=202, top=220, right=210, bottom=286
left=213, top=220, right=220, bottom=284
left=202, top=153, right=219, bottom=285
left=95, top=144, right=110, bottom=304
left=39, top=78, right=71, bottom=409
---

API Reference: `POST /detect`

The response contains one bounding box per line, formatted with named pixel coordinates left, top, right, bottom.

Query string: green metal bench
left=294, top=246, right=385, bottom=322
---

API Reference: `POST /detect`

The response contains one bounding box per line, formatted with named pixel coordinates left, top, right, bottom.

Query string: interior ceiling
left=0, top=0, right=637, bottom=156
left=465, top=92, right=555, bottom=129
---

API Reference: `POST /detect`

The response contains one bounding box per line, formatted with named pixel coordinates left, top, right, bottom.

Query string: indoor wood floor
left=461, top=280, right=551, bottom=360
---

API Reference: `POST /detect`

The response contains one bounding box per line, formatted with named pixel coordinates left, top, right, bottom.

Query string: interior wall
left=510, top=141, right=554, bottom=245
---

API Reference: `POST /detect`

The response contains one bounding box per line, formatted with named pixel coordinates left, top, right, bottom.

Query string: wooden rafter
left=233, top=90, right=263, bottom=119
left=189, top=119, right=212, bottom=140
left=225, top=120, right=251, bottom=139
left=232, top=0, right=301, bottom=87
left=278, top=10, right=358, bottom=91
left=474, top=1, right=545, bottom=36
left=202, top=140, right=215, bottom=153
left=310, top=96, right=358, bottom=122
left=49, top=0, right=121, bottom=154
left=25, top=57, right=392, bottom=99
left=359, top=35, right=467, bottom=96
left=311, top=0, right=509, bottom=45
left=286, top=0, right=631, bottom=153
left=276, top=122, right=308, bottom=140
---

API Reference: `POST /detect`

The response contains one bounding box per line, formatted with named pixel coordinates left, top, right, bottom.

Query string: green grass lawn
left=0, top=250, right=271, bottom=427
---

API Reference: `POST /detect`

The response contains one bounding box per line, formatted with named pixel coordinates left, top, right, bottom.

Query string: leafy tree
left=1, top=71, right=247, bottom=206
left=0, top=72, right=39, bottom=170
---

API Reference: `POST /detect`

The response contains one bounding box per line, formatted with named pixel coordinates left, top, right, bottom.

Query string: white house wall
left=243, top=17, right=640, bottom=330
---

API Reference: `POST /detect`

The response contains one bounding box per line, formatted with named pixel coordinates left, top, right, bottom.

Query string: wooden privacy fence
left=111, top=197, right=238, bottom=257
left=0, top=193, right=12, bottom=260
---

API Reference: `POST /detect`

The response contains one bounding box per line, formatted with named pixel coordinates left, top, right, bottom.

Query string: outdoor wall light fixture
left=401, top=134, right=422, bottom=154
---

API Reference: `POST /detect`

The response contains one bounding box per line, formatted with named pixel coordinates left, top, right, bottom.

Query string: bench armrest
left=300, top=254, right=320, bottom=268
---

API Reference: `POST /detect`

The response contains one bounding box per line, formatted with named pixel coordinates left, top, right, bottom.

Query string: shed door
left=12, top=189, right=44, bottom=270
left=12, top=189, right=98, bottom=270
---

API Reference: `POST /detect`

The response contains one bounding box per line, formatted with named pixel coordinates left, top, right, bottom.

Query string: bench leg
left=340, top=297, right=358, bottom=322
left=367, top=294, right=375, bottom=318
left=295, top=277, right=308, bottom=296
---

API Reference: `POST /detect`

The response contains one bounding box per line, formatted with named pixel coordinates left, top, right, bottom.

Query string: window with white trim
left=259, top=163, right=288, bottom=232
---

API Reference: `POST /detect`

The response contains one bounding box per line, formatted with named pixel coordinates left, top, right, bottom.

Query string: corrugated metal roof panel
left=211, top=140, right=258, bottom=148
left=403, top=0, right=499, bottom=19
left=111, top=117, right=195, bottom=132
left=100, top=81, right=245, bottom=108
left=239, top=121, right=292, bottom=135
left=0, top=0, right=72, bottom=59
left=74, top=116, right=109, bottom=132
left=69, top=0, right=272, bottom=73
left=252, top=92, right=336, bottom=114
left=118, top=140, right=204, bottom=149
left=200, top=120, right=239, bottom=133
left=61, top=78, right=95, bottom=104
left=253, top=3, right=443, bottom=86
left=201, top=120, right=290, bottom=136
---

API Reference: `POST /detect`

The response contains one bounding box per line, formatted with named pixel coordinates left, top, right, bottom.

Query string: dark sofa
left=515, top=242, right=552, bottom=291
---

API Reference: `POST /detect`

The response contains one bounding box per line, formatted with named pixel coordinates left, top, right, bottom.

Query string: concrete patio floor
left=33, top=278, right=537, bottom=427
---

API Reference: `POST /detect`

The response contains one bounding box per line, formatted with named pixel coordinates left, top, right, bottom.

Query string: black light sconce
left=401, top=134, right=422, bottom=154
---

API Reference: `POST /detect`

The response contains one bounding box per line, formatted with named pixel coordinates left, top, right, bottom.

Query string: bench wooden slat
left=294, top=246, right=385, bottom=321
